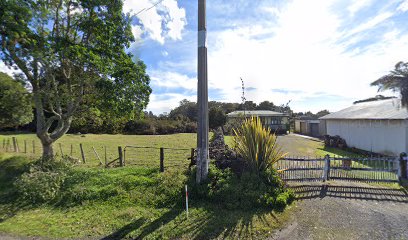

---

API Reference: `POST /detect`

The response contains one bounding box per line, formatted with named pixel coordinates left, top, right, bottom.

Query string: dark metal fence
left=275, top=157, right=325, bottom=181
left=276, top=155, right=401, bottom=183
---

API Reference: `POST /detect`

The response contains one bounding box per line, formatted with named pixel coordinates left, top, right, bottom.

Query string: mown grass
left=0, top=134, right=293, bottom=239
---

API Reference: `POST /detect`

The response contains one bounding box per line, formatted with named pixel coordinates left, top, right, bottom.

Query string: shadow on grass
left=0, top=156, right=32, bottom=222
left=292, top=184, right=408, bottom=203
left=101, top=204, right=282, bottom=240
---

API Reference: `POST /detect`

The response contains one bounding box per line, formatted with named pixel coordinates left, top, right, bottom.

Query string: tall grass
left=233, top=117, right=287, bottom=172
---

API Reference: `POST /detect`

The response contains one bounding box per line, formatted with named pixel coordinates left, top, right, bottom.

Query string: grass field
left=0, top=133, right=197, bottom=169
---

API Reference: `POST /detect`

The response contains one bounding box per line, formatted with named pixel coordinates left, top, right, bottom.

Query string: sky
left=2, top=0, right=408, bottom=114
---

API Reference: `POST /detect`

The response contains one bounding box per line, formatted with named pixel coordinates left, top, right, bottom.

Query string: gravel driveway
left=272, top=181, right=408, bottom=240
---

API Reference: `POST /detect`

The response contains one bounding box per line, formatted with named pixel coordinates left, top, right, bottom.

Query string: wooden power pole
left=197, top=0, right=209, bottom=183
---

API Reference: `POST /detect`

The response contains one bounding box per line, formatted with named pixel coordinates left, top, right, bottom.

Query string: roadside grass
left=0, top=148, right=292, bottom=239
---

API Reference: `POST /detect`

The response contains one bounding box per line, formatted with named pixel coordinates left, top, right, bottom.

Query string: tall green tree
left=209, top=107, right=226, bottom=130
left=371, top=61, right=408, bottom=107
left=0, top=72, right=33, bottom=128
left=0, top=0, right=151, bottom=158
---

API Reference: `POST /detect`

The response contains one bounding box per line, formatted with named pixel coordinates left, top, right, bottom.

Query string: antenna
left=241, top=77, right=246, bottom=116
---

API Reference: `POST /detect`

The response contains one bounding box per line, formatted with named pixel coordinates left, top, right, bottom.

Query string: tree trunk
left=42, top=141, right=54, bottom=159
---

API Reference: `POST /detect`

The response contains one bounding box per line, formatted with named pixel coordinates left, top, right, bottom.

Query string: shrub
left=188, top=164, right=293, bottom=210
left=125, top=119, right=155, bottom=135
left=14, top=159, right=71, bottom=203
left=233, top=117, right=287, bottom=173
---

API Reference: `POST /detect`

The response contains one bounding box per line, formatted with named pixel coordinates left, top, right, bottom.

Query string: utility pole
left=196, top=0, right=209, bottom=183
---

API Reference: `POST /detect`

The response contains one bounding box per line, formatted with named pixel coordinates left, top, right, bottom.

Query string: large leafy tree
left=0, top=72, right=33, bottom=128
left=371, top=61, right=408, bottom=107
left=0, top=0, right=151, bottom=158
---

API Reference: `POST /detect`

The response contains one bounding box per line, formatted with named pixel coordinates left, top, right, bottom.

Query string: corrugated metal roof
left=227, top=110, right=289, bottom=117
left=319, top=99, right=408, bottom=120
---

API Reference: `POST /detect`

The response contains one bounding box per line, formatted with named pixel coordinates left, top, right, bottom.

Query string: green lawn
left=0, top=133, right=293, bottom=239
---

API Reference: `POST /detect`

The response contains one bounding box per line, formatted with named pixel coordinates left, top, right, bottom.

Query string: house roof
left=319, top=99, right=408, bottom=120
left=227, top=110, right=289, bottom=118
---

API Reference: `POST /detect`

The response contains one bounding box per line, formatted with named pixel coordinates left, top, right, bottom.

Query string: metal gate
left=275, top=156, right=401, bottom=183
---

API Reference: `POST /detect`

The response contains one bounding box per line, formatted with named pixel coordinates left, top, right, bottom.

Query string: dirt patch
left=271, top=181, right=408, bottom=240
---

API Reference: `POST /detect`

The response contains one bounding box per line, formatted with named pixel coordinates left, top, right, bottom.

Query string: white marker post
left=185, top=185, right=189, bottom=218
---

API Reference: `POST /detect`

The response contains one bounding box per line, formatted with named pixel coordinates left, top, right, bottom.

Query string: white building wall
left=326, top=119, right=408, bottom=156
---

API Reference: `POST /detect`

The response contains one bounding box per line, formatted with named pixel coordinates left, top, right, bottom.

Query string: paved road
left=272, top=181, right=408, bottom=240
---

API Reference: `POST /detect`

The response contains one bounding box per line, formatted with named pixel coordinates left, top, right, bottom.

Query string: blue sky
left=121, top=0, right=408, bottom=114
left=2, top=0, right=408, bottom=114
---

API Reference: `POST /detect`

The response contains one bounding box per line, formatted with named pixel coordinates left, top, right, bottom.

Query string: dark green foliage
left=0, top=72, right=33, bottom=128
left=209, top=107, right=227, bottom=130
left=125, top=119, right=155, bottom=135
left=188, top=164, right=293, bottom=210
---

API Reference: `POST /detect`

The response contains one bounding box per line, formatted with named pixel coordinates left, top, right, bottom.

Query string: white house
left=319, top=98, right=408, bottom=156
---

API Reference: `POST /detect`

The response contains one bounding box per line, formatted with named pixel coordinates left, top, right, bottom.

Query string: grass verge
left=0, top=153, right=292, bottom=239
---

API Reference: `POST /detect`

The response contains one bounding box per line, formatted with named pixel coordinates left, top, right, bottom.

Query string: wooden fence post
left=2, top=139, right=5, bottom=149
left=160, top=148, right=164, bottom=172
left=32, top=140, right=35, bottom=154
left=59, top=143, right=63, bottom=156
left=323, top=154, right=331, bottom=181
left=24, top=140, right=27, bottom=153
left=12, top=137, right=18, bottom=152
left=92, top=146, right=103, bottom=165
left=80, top=143, right=86, bottom=163
left=70, top=144, right=73, bottom=156
left=118, top=146, right=124, bottom=167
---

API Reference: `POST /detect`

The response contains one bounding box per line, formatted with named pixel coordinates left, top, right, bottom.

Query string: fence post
left=24, top=140, right=27, bottom=153
left=323, top=154, right=331, bottom=181
left=32, top=140, right=35, bottom=154
left=70, top=144, right=73, bottom=156
left=80, top=143, right=86, bottom=163
left=2, top=139, right=5, bottom=149
left=160, top=148, right=164, bottom=172
left=399, top=153, right=407, bottom=181
left=12, top=137, right=18, bottom=152
left=59, top=143, right=63, bottom=156
left=118, top=146, right=124, bottom=167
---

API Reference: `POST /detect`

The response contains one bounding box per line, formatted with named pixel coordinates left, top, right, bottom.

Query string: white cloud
left=398, top=0, right=408, bottom=12
left=150, top=70, right=196, bottom=91
left=348, top=0, right=373, bottom=16
left=147, top=93, right=195, bottom=114
left=123, top=0, right=186, bottom=44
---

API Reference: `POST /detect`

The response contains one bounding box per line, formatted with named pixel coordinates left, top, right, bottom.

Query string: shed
left=319, top=98, right=408, bottom=156
left=295, top=119, right=326, bottom=137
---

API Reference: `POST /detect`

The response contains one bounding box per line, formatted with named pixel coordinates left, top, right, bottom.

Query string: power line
left=135, top=0, right=166, bottom=16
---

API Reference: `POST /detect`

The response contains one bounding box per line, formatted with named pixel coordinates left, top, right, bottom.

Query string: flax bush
left=233, top=117, right=287, bottom=173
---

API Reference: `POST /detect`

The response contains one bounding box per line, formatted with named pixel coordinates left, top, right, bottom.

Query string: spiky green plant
left=233, top=117, right=287, bottom=173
